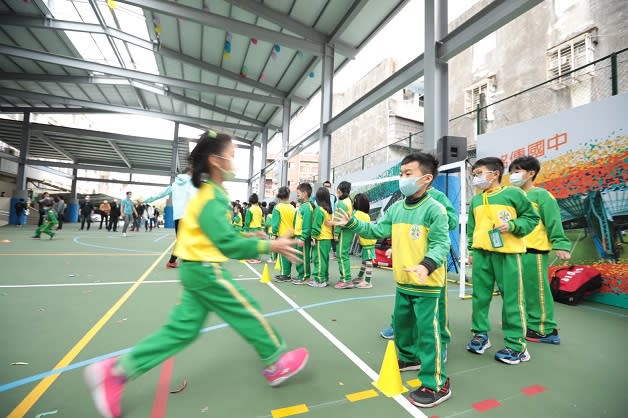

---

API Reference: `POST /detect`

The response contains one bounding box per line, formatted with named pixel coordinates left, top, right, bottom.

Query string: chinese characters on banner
left=499, top=132, right=569, bottom=166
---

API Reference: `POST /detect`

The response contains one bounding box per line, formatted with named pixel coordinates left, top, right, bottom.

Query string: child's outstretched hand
left=332, top=208, right=351, bottom=226
left=404, top=264, right=429, bottom=284
left=555, top=250, right=571, bottom=260
left=271, top=238, right=303, bottom=264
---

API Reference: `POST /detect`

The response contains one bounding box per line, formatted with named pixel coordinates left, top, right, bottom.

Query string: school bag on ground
left=550, top=265, right=603, bottom=305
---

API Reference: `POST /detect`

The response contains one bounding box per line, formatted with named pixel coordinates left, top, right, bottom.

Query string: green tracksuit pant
left=278, top=252, right=293, bottom=277
left=34, top=221, right=57, bottom=237
left=471, top=250, right=527, bottom=352
left=336, top=229, right=355, bottom=283
left=311, top=239, right=331, bottom=283
left=295, top=238, right=312, bottom=280
left=387, top=283, right=451, bottom=345
left=118, top=261, right=286, bottom=379
left=394, top=290, right=447, bottom=391
left=521, top=252, right=557, bottom=335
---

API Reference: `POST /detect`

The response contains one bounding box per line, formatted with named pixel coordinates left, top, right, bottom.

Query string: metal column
left=15, top=112, right=30, bottom=191
left=318, top=44, right=334, bottom=183
left=280, top=99, right=291, bottom=187
left=424, top=0, right=449, bottom=153
left=259, top=128, right=268, bottom=200
left=247, top=145, right=254, bottom=196
left=170, top=122, right=179, bottom=183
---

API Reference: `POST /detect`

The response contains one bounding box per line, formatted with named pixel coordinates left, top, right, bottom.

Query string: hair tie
left=207, top=130, right=217, bottom=138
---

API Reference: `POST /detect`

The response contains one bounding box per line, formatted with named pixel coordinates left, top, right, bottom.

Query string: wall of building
left=448, top=0, right=628, bottom=148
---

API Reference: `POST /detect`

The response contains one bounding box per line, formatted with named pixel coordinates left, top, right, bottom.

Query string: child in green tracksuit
left=352, top=193, right=376, bottom=289
left=380, top=186, right=459, bottom=350
left=310, top=187, right=334, bottom=287
left=232, top=204, right=243, bottom=231
left=293, top=183, right=314, bottom=284
left=245, top=194, right=265, bottom=263
left=84, top=132, right=308, bottom=418
left=334, top=153, right=451, bottom=408
left=272, top=186, right=296, bottom=282
left=334, top=181, right=355, bottom=288
left=466, top=157, right=540, bottom=365
left=33, top=203, right=58, bottom=239
left=509, top=156, right=571, bottom=344
left=266, top=202, right=276, bottom=263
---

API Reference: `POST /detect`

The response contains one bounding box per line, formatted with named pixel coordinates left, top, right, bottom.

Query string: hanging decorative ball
left=273, top=44, right=281, bottom=53
left=106, top=0, right=116, bottom=9
left=223, top=40, right=231, bottom=53
left=154, top=24, right=162, bottom=34
left=226, top=32, right=233, bottom=41
left=250, top=38, right=258, bottom=45
left=240, top=65, right=248, bottom=78
left=308, top=71, right=315, bottom=78
left=223, top=51, right=231, bottom=59
left=260, top=73, right=267, bottom=81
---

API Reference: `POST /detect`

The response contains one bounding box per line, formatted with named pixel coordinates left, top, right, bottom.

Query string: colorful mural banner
left=478, top=93, right=628, bottom=308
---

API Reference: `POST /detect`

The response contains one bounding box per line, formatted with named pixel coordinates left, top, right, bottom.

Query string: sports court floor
left=0, top=226, right=626, bottom=418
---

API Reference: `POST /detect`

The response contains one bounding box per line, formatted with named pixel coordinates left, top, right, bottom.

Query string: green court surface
left=0, top=226, right=626, bottom=418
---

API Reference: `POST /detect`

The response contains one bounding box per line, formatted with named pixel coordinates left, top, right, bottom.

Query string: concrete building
left=257, top=152, right=319, bottom=199
left=448, top=0, right=628, bottom=150
left=331, top=58, right=424, bottom=180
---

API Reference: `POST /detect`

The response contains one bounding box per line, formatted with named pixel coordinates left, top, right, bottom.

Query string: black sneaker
left=273, top=275, right=292, bottom=283
left=408, top=378, right=451, bottom=408
left=526, top=328, right=560, bottom=345
left=398, top=359, right=421, bottom=372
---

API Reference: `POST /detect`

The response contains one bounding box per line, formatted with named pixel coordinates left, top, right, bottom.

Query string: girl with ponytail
left=85, top=131, right=309, bottom=418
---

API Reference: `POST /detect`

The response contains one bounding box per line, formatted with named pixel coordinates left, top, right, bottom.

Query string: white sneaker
left=122, top=233, right=127, bottom=237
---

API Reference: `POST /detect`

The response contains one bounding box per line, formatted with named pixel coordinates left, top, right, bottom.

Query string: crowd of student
left=79, top=130, right=569, bottom=416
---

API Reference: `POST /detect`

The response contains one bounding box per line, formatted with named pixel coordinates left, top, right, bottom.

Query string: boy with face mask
left=293, top=183, right=314, bottom=284
left=466, top=157, right=539, bottom=364
left=509, top=156, right=570, bottom=344
left=333, top=152, right=451, bottom=408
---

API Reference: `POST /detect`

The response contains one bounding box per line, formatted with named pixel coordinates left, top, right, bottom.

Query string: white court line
left=0, top=277, right=259, bottom=288
left=243, top=263, right=427, bottom=418
left=153, top=234, right=171, bottom=242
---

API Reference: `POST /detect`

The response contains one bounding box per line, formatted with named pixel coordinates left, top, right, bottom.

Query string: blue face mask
left=399, top=175, right=428, bottom=197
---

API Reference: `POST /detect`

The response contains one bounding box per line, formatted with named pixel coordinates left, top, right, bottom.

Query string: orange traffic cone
left=260, top=264, right=271, bottom=283
left=372, top=340, right=408, bottom=397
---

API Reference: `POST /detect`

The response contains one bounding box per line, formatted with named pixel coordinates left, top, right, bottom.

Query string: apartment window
left=464, top=77, right=495, bottom=113
left=546, top=32, right=595, bottom=85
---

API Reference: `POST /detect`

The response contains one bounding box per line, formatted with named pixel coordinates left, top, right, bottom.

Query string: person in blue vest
left=143, top=167, right=197, bottom=268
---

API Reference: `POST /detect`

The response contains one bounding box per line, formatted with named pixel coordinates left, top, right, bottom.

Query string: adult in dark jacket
left=108, top=199, right=120, bottom=232
left=80, top=195, right=95, bottom=230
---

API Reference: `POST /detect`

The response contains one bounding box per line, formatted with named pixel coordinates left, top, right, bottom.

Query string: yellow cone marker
left=274, top=257, right=281, bottom=272
left=260, top=264, right=271, bottom=283
left=372, top=340, right=408, bottom=397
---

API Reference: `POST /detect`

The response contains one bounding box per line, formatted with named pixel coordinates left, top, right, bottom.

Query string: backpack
left=550, top=265, right=603, bottom=305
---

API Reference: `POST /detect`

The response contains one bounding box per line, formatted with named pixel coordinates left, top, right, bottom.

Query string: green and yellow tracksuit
left=245, top=204, right=264, bottom=233
left=232, top=212, right=243, bottom=231
left=386, top=187, right=459, bottom=343
left=522, top=187, right=571, bottom=336
left=265, top=213, right=275, bottom=261
left=354, top=210, right=376, bottom=283
left=295, top=201, right=314, bottom=281
left=117, top=181, right=282, bottom=379
left=34, top=209, right=58, bottom=238
left=346, top=194, right=450, bottom=392
left=468, top=185, right=540, bottom=352
left=311, top=206, right=333, bottom=283
left=334, top=197, right=355, bottom=283
left=272, top=201, right=296, bottom=276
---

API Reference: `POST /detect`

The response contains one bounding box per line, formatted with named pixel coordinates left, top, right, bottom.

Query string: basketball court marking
left=5, top=242, right=175, bottom=418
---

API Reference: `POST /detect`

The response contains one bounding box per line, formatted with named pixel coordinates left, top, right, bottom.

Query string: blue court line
left=0, top=294, right=394, bottom=393
left=72, top=236, right=161, bottom=254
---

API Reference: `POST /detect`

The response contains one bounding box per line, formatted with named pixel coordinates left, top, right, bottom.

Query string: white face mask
left=214, top=155, right=236, bottom=181
left=509, top=172, right=526, bottom=187
left=472, top=172, right=494, bottom=190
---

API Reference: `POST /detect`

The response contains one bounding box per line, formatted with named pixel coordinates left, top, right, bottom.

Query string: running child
left=84, top=131, right=308, bottom=418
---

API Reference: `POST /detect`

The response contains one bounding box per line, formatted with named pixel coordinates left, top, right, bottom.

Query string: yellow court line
left=0, top=253, right=159, bottom=256
left=345, top=389, right=379, bottom=402
left=271, top=404, right=309, bottom=418
left=7, top=242, right=175, bottom=418
left=406, top=378, right=421, bottom=388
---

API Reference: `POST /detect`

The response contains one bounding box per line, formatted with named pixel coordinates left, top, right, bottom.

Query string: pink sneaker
left=334, top=281, right=354, bottom=289
left=165, top=261, right=177, bottom=269
left=263, top=348, right=309, bottom=387
left=84, top=357, right=126, bottom=418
